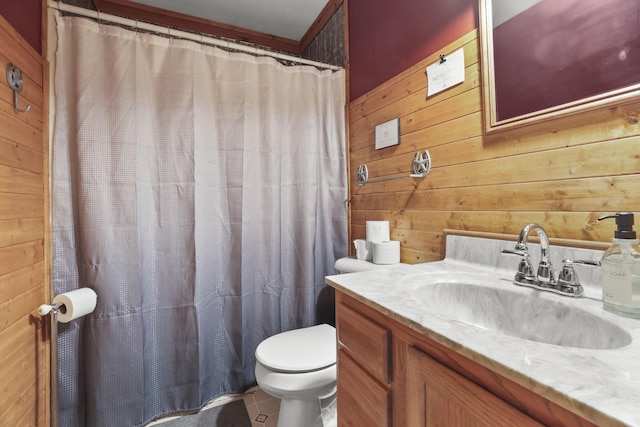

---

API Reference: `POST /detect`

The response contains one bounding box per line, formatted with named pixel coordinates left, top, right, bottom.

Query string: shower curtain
left=52, top=16, right=347, bottom=427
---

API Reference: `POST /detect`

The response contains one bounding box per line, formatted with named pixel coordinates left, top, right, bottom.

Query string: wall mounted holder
left=356, top=150, right=431, bottom=186
left=6, top=63, right=31, bottom=113
left=37, top=303, right=60, bottom=427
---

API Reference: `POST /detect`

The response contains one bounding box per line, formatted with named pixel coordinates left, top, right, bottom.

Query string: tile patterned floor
left=149, top=385, right=340, bottom=427
left=241, top=386, right=281, bottom=427
left=147, top=386, right=279, bottom=426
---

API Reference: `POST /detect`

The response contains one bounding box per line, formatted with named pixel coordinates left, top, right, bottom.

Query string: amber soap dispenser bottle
left=598, top=212, right=640, bottom=318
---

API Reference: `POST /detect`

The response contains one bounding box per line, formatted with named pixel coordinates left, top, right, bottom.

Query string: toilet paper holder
left=356, top=150, right=431, bottom=186
left=37, top=287, right=97, bottom=427
left=37, top=302, right=61, bottom=317
left=37, top=301, right=61, bottom=427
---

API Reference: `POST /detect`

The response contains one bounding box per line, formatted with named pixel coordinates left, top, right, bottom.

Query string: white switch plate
left=375, top=118, right=400, bottom=150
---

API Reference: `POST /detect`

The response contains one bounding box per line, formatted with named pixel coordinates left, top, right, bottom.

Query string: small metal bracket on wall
left=6, top=63, right=31, bottom=113
left=356, top=150, right=431, bottom=186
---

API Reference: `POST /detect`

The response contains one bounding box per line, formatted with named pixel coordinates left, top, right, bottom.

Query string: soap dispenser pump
left=598, top=212, right=640, bottom=318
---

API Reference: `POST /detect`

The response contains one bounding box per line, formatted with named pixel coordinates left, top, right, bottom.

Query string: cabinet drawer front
left=337, top=301, right=391, bottom=383
left=338, top=349, right=391, bottom=427
left=406, top=346, right=543, bottom=427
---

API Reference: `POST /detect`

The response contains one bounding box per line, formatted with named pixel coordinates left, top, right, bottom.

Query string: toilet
left=255, top=324, right=337, bottom=427
left=254, top=257, right=401, bottom=427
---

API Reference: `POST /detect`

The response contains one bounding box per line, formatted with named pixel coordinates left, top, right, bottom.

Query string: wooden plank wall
left=0, top=13, right=49, bottom=427
left=349, top=30, right=640, bottom=263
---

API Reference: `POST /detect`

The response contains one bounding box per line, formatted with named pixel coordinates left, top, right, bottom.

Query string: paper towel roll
left=353, top=239, right=373, bottom=261
left=366, top=221, right=390, bottom=242
left=52, top=288, right=98, bottom=323
left=372, top=240, right=401, bottom=265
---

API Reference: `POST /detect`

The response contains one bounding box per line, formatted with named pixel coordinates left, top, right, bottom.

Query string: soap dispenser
left=598, top=212, right=640, bottom=318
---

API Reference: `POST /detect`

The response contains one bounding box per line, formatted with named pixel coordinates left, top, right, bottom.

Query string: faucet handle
left=501, top=248, right=535, bottom=282
left=500, top=248, right=528, bottom=257
left=562, top=258, right=601, bottom=268
left=557, top=259, right=601, bottom=297
left=500, top=240, right=529, bottom=258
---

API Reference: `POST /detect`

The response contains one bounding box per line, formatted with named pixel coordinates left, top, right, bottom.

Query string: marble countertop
left=325, top=235, right=640, bottom=427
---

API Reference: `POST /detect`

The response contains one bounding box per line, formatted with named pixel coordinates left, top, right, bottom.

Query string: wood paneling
left=348, top=29, right=640, bottom=263
left=0, top=12, right=49, bottom=427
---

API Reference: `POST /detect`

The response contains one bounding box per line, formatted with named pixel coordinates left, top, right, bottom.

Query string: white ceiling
left=129, top=0, right=330, bottom=41
left=492, top=0, right=542, bottom=27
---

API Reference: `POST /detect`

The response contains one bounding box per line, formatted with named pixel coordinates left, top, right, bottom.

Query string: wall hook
left=6, top=63, right=31, bottom=113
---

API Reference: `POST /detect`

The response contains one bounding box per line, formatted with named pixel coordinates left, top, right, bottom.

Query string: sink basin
left=411, top=280, right=631, bottom=350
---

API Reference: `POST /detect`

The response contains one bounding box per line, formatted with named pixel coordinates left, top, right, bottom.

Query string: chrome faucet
left=501, top=223, right=599, bottom=297
left=501, top=223, right=555, bottom=284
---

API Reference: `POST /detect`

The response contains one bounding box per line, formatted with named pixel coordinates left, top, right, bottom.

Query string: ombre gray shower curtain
left=52, top=15, right=347, bottom=427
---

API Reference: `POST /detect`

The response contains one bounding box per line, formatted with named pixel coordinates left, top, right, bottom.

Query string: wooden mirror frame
left=479, top=0, right=640, bottom=133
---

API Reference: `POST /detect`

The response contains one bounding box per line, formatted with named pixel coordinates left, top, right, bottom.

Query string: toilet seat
left=255, top=324, right=336, bottom=372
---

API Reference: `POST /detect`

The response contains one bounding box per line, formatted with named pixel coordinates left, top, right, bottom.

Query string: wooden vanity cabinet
left=335, top=291, right=598, bottom=427
left=336, top=295, right=391, bottom=426
left=337, top=349, right=391, bottom=426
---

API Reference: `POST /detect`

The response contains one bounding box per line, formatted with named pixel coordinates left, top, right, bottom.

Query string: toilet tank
left=320, top=258, right=405, bottom=327
left=334, top=257, right=405, bottom=274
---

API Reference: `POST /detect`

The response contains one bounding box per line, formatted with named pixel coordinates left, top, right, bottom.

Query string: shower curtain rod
left=47, top=1, right=343, bottom=71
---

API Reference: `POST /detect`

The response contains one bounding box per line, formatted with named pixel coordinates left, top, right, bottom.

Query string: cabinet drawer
left=338, top=349, right=390, bottom=427
left=406, top=346, right=543, bottom=427
left=337, top=301, right=391, bottom=383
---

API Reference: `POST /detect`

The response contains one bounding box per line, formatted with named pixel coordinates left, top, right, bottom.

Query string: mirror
left=480, top=0, right=640, bottom=132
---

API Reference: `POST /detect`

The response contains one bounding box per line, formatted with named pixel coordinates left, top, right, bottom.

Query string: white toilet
left=255, top=324, right=337, bottom=427
left=254, top=257, right=399, bottom=427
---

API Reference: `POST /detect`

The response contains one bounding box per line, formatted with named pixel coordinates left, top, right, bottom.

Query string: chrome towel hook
left=6, top=63, right=31, bottom=113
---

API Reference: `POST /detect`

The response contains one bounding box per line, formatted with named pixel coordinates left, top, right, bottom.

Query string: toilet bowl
left=255, top=324, right=337, bottom=427
left=255, top=257, right=403, bottom=427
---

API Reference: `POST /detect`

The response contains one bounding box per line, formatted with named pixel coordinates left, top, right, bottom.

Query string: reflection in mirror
left=480, top=0, right=640, bottom=132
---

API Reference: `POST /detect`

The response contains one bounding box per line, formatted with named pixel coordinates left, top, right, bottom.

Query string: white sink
left=407, top=275, right=631, bottom=350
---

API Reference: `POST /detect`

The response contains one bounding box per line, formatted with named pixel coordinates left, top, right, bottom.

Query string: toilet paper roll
left=52, top=288, right=98, bottom=323
left=372, top=240, right=401, bottom=265
left=366, top=221, right=390, bottom=242
left=353, top=239, right=373, bottom=261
